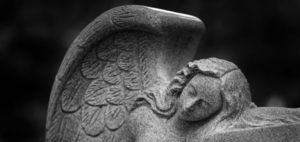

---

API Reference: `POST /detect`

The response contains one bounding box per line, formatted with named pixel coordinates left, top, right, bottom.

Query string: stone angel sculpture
left=166, top=58, right=300, bottom=142
left=46, top=5, right=300, bottom=142
left=46, top=5, right=204, bottom=142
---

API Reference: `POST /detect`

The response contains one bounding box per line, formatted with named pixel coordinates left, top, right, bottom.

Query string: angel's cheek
left=207, top=94, right=222, bottom=116
left=179, top=94, right=222, bottom=121
left=198, top=88, right=222, bottom=118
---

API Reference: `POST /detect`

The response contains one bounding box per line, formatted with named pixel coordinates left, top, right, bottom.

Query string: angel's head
left=167, top=58, right=252, bottom=122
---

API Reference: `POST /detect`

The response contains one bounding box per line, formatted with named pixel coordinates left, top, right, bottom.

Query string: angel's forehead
left=187, top=74, right=221, bottom=90
left=187, top=58, right=239, bottom=78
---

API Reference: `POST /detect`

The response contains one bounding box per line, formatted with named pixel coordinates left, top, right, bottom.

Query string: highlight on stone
left=46, top=5, right=300, bottom=142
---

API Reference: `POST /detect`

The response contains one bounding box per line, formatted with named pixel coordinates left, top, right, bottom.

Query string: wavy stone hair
left=166, top=58, right=300, bottom=133
left=166, top=57, right=253, bottom=119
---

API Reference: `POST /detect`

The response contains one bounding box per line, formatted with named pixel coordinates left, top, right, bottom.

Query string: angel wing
left=46, top=5, right=204, bottom=142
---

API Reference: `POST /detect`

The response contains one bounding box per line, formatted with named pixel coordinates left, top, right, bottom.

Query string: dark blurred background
left=0, top=0, right=300, bottom=141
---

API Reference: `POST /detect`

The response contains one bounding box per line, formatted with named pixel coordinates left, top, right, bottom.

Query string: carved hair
left=167, top=58, right=239, bottom=95
left=167, top=57, right=252, bottom=113
left=149, top=57, right=243, bottom=118
left=166, top=58, right=256, bottom=126
left=166, top=58, right=300, bottom=133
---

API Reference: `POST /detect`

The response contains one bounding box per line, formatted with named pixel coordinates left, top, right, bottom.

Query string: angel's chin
left=178, top=111, right=205, bottom=122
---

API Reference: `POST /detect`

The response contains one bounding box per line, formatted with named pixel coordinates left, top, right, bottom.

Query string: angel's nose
left=183, top=98, right=198, bottom=112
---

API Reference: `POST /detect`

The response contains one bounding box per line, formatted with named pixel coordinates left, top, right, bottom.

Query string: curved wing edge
left=46, top=5, right=205, bottom=130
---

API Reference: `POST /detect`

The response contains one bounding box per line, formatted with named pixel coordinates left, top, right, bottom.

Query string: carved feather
left=81, top=105, right=105, bottom=136
left=46, top=5, right=203, bottom=142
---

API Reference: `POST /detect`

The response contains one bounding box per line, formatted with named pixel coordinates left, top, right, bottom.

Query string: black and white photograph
left=1, top=0, right=300, bottom=142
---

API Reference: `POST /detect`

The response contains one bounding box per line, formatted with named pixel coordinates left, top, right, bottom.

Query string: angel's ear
left=220, top=69, right=252, bottom=114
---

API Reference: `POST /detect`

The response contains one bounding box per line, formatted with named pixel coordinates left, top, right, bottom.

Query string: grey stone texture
left=46, top=5, right=300, bottom=142
left=204, top=123, right=300, bottom=142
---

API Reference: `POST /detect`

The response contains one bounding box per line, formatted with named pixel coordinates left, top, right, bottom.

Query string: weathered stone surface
left=46, top=5, right=204, bottom=142
left=204, top=123, right=300, bottom=142
left=46, top=5, right=300, bottom=142
left=167, top=58, right=300, bottom=142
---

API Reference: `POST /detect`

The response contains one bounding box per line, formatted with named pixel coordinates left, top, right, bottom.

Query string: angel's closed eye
left=178, top=75, right=222, bottom=122
left=187, top=99, right=203, bottom=112
left=187, top=84, right=197, bottom=97
left=195, top=99, right=204, bottom=107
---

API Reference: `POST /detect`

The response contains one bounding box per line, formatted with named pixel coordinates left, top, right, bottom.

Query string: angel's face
left=178, top=74, right=222, bottom=122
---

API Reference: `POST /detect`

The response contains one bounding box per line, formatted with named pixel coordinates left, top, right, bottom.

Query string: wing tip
left=47, top=5, right=205, bottom=133
left=54, top=4, right=205, bottom=85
